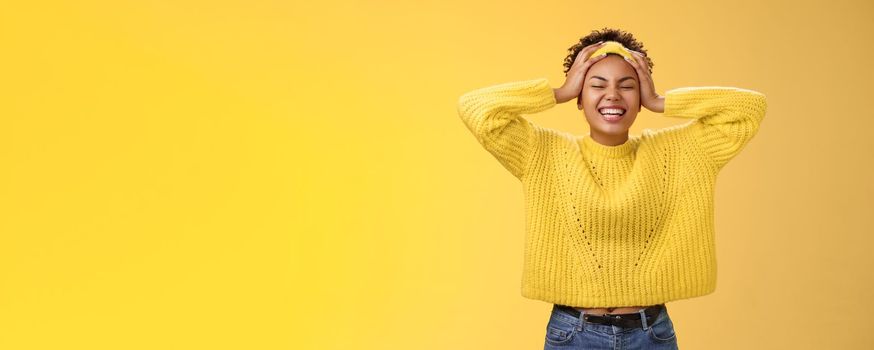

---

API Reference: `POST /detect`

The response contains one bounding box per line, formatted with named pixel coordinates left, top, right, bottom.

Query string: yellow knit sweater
left=457, top=78, right=767, bottom=307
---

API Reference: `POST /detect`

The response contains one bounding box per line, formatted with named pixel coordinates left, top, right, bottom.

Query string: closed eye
left=591, top=86, right=635, bottom=89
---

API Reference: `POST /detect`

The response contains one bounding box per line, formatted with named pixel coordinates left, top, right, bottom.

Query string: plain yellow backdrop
left=1, top=0, right=872, bottom=349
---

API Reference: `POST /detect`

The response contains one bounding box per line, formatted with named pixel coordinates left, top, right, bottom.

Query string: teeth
left=599, top=108, right=625, bottom=115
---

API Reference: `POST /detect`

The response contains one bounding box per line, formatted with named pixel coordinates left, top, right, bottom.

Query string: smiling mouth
left=598, top=108, right=626, bottom=122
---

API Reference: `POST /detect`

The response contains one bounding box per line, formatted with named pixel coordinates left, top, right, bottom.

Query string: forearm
left=662, top=86, right=767, bottom=168
left=663, top=87, right=766, bottom=125
left=457, top=78, right=557, bottom=179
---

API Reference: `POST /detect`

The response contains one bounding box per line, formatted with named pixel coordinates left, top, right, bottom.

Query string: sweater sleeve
left=457, top=78, right=557, bottom=179
left=663, top=86, right=768, bottom=169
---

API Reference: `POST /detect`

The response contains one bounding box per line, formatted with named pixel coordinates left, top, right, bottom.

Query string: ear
left=577, top=90, right=583, bottom=110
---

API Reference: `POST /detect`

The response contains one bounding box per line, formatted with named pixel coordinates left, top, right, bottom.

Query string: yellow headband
left=589, top=41, right=635, bottom=62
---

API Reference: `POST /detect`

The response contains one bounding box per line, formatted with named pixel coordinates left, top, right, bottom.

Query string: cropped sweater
left=457, top=78, right=767, bottom=307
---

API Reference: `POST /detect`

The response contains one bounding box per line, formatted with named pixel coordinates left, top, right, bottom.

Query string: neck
left=590, top=131, right=629, bottom=146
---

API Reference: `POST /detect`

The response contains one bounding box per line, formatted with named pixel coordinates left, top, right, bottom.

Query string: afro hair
left=562, top=27, right=654, bottom=76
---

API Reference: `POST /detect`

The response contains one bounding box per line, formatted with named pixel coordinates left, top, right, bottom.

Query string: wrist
left=652, top=95, right=665, bottom=113
left=553, top=87, right=571, bottom=103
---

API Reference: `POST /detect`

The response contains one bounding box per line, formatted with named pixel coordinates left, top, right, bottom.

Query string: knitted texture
left=590, top=41, right=636, bottom=62
left=457, top=78, right=767, bottom=307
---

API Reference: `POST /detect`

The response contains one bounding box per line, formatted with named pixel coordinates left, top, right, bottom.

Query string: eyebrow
left=589, top=76, right=637, bottom=83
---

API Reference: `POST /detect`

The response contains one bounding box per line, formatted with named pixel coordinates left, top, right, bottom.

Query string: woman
left=457, top=28, right=767, bottom=349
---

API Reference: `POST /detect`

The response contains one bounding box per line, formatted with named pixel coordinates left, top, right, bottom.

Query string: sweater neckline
left=579, top=134, right=637, bottom=158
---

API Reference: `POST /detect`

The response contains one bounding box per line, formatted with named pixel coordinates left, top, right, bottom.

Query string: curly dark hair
left=562, top=27, right=654, bottom=76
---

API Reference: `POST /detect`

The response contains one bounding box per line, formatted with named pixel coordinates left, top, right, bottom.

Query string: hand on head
left=555, top=41, right=609, bottom=108
left=622, top=49, right=663, bottom=113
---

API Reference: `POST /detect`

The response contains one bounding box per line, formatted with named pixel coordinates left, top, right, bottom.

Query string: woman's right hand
left=554, top=41, right=609, bottom=109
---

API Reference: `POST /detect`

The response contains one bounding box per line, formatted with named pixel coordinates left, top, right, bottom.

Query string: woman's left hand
left=624, top=50, right=665, bottom=113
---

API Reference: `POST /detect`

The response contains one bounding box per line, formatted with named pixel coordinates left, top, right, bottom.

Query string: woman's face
left=581, top=54, right=640, bottom=142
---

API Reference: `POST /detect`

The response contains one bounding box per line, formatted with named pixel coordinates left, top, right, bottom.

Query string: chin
left=596, top=126, right=632, bottom=135
left=587, top=117, right=635, bottom=134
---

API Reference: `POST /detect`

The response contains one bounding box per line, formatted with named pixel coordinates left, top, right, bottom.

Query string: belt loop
left=576, top=309, right=586, bottom=332
left=639, top=308, right=649, bottom=330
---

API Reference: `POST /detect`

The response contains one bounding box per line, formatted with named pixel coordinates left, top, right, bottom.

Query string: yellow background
left=1, top=0, right=872, bottom=349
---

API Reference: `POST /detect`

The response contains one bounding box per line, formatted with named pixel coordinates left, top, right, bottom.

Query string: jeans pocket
left=646, top=310, right=677, bottom=343
left=544, top=317, right=576, bottom=346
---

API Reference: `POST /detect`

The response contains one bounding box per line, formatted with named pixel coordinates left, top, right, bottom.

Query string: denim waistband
left=550, top=303, right=669, bottom=334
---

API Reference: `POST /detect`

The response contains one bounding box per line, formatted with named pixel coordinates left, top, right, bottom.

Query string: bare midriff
left=574, top=305, right=654, bottom=316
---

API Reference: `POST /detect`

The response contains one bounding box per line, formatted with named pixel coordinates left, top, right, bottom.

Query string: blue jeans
left=543, top=304, right=679, bottom=350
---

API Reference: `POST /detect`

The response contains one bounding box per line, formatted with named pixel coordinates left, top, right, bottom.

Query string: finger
left=577, top=53, right=607, bottom=83
left=628, top=50, right=651, bottom=74
left=623, top=54, right=642, bottom=73
left=570, top=52, right=607, bottom=94
left=623, top=52, right=638, bottom=65
left=585, top=53, right=608, bottom=66
left=631, top=51, right=646, bottom=65
left=623, top=52, right=656, bottom=101
left=573, top=42, right=608, bottom=67
left=586, top=41, right=608, bottom=55
left=583, top=41, right=607, bottom=51
left=622, top=54, right=648, bottom=84
left=625, top=55, right=651, bottom=86
left=571, top=52, right=608, bottom=107
left=588, top=40, right=607, bottom=49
